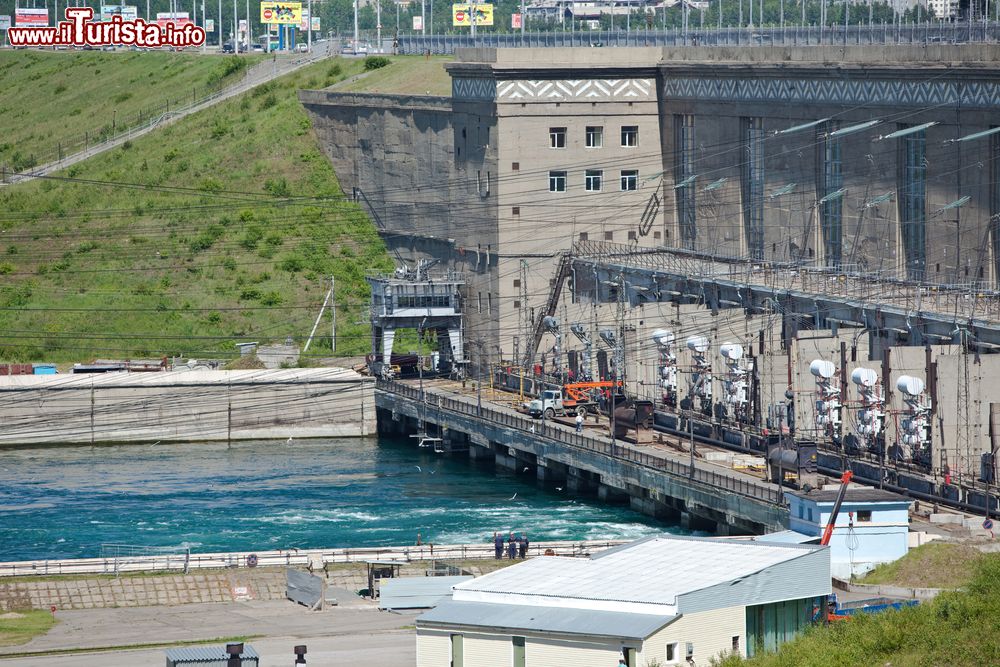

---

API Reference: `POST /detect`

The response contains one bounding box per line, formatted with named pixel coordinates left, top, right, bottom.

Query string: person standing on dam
left=507, top=533, right=517, bottom=559
left=494, top=532, right=503, bottom=560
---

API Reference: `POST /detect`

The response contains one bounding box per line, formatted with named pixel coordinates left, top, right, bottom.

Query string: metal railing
left=398, top=22, right=1000, bottom=55
left=0, top=540, right=626, bottom=577
left=378, top=378, right=782, bottom=505
left=572, top=241, right=1000, bottom=323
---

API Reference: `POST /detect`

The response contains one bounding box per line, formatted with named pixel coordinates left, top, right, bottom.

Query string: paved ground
left=0, top=596, right=418, bottom=666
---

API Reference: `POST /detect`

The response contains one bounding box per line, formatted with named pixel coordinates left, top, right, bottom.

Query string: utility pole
left=233, top=0, right=238, bottom=53
left=331, top=276, right=336, bottom=353
left=308, top=0, right=312, bottom=52
left=354, top=0, right=359, bottom=53
left=376, top=0, right=381, bottom=52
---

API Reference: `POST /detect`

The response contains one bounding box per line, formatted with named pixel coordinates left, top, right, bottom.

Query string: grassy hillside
left=337, top=55, right=452, bottom=96
left=0, top=55, right=393, bottom=363
left=859, top=541, right=984, bottom=589
left=716, top=554, right=1000, bottom=667
left=0, top=51, right=263, bottom=171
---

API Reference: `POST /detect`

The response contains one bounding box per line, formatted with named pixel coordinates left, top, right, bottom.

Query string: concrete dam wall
left=0, top=368, right=375, bottom=445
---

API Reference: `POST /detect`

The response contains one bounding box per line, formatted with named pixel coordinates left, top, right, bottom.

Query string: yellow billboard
left=452, top=4, right=493, bottom=26
left=260, top=2, right=301, bottom=24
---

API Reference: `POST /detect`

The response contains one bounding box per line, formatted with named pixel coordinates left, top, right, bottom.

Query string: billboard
left=156, top=12, right=191, bottom=28
left=311, top=16, right=320, bottom=31
left=452, top=4, right=493, bottom=27
left=412, top=15, right=423, bottom=31
left=298, top=8, right=308, bottom=30
left=260, top=2, right=302, bottom=25
left=15, top=8, right=49, bottom=26
left=101, top=5, right=139, bottom=22
left=205, top=18, right=215, bottom=32
left=511, top=12, right=521, bottom=29
left=0, top=15, right=10, bottom=31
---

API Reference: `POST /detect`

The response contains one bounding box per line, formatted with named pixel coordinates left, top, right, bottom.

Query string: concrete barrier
left=832, top=576, right=945, bottom=600
left=0, top=368, right=375, bottom=445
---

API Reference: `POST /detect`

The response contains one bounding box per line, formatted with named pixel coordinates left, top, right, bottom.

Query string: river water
left=0, top=436, right=688, bottom=561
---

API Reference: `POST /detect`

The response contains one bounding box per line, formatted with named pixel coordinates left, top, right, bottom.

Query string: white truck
left=524, top=390, right=571, bottom=419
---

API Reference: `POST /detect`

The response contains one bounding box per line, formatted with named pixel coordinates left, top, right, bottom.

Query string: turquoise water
left=0, top=436, right=685, bottom=561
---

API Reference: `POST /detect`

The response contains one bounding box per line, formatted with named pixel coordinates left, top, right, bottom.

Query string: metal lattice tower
left=517, top=259, right=530, bottom=367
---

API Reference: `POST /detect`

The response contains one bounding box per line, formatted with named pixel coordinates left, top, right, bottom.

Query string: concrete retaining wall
left=832, top=576, right=944, bottom=601
left=0, top=368, right=375, bottom=445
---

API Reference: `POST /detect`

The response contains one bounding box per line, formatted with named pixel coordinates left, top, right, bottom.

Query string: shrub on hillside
left=364, top=56, right=391, bottom=71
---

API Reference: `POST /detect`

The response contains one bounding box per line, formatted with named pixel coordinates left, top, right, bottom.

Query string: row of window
left=550, top=125, right=639, bottom=149
left=449, top=633, right=706, bottom=666
left=549, top=169, right=639, bottom=192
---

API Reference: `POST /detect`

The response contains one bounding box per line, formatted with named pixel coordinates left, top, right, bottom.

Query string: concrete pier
left=375, top=379, right=788, bottom=534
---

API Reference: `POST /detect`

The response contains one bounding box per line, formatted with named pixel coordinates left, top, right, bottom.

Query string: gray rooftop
left=417, top=599, right=675, bottom=640
left=753, top=530, right=818, bottom=545
left=379, top=575, right=472, bottom=611
left=786, top=487, right=912, bottom=504
left=453, top=534, right=822, bottom=609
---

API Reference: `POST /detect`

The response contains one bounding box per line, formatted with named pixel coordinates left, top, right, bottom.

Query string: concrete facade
left=302, top=45, right=1000, bottom=483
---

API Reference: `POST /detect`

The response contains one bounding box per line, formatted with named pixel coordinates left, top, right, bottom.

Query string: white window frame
left=585, top=169, right=603, bottom=192
left=621, top=125, right=639, bottom=147
left=550, top=127, right=567, bottom=149
left=665, top=641, right=680, bottom=664
left=620, top=169, right=639, bottom=191
left=549, top=170, right=568, bottom=192
left=586, top=125, right=604, bottom=148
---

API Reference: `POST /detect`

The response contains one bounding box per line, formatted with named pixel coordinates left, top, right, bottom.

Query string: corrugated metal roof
left=165, top=645, right=259, bottom=662
left=453, top=534, right=823, bottom=608
left=379, top=575, right=472, bottom=610
left=753, top=530, right=818, bottom=545
left=417, top=600, right=675, bottom=639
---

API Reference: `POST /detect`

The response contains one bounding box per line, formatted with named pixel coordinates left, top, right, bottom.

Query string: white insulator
left=652, top=329, right=675, bottom=347
left=720, top=342, right=744, bottom=360
left=810, top=359, right=836, bottom=379
left=687, top=335, right=709, bottom=353
left=896, top=375, right=925, bottom=397
left=851, top=367, right=879, bottom=388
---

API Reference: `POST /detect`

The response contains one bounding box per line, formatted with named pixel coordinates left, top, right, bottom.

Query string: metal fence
left=378, top=378, right=782, bottom=505
left=398, top=22, right=1000, bottom=54
left=0, top=540, right=626, bottom=577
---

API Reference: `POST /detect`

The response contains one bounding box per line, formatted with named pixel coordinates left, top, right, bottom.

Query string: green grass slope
left=859, top=541, right=984, bottom=589
left=0, top=51, right=263, bottom=171
left=0, top=56, right=392, bottom=363
left=716, top=554, right=1000, bottom=667
left=337, top=55, right=452, bottom=96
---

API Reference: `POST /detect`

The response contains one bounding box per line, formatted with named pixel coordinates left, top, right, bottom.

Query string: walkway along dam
left=375, top=378, right=787, bottom=535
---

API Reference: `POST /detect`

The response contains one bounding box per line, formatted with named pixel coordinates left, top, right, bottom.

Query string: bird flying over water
left=509, top=492, right=518, bottom=501
left=286, top=437, right=293, bottom=444
left=415, top=465, right=422, bottom=472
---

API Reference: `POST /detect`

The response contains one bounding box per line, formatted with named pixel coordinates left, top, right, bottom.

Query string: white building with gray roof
left=416, top=534, right=831, bottom=666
